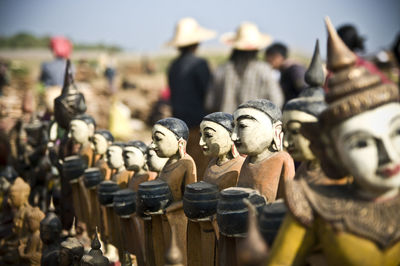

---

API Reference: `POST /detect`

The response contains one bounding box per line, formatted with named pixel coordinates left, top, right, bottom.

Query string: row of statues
left=1, top=16, right=399, bottom=266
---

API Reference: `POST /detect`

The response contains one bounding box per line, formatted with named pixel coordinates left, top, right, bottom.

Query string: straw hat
left=220, top=22, right=272, bottom=51
left=166, top=17, right=216, bottom=47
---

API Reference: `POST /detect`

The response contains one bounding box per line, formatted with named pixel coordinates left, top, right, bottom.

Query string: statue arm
left=267, top=213, right=316, bottom=266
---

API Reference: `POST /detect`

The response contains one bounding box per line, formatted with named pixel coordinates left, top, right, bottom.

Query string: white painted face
left=69, top=120, right=89, bottom=144
left=283, top=110, right=317, bottom=161
left=106, top=145, right=125, bottom=169
left=146, top=148, right=169, bottom=172
left=123, top=146, right=145, bottom=171
left=231, top=108, right=278, bottom=156
left=332, top=103, right=400, bottom=193
left=199, top=120, right=232, bottom=157
left=151, top=124, right=179, bottom=158
left=93, top=134, right=109, bottom=155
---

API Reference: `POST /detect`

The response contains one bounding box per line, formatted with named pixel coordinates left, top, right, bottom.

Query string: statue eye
left=290, top=129, right=300, bottom=135
left=355, top=140, right=368, bottom=148
left=239, top=123, right=247, bottom=129
left=204, top=133, right=213, bottom=138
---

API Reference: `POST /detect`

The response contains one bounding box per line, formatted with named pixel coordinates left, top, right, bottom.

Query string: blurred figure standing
left=336, top=24, right=390, bottom=84
left=265, top=42, right=307, bottom=103
left=40, top=37, right=73, bottom=87
left=166, top=17, right=216, bottom=177
left=206, top=22, right=283, bottom=114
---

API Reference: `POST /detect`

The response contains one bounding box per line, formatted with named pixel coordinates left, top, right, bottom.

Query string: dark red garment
left=324, top=55, right=391, bottom=92
left=50, top=37, right=72, bottom=59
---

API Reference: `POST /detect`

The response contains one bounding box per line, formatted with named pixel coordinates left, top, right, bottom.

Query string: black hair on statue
left=202, top=112, right=234, bottom=133
left=125, top=140, right=148, bottom=155
left=155, top=117, right=189, bottom=141
left=95, top=130, right=114, bottom=143
left=237, top=99, right=282, bottom=122
left=283, top=97, right=327, bottom=117
left=72, top=114, right=96, bottom=128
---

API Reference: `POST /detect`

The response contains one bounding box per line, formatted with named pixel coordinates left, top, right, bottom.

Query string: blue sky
left=0, top=0, right=399, bottom=57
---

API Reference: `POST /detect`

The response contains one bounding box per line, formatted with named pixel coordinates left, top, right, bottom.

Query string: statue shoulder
left=284, top=179, right=314, bottom=227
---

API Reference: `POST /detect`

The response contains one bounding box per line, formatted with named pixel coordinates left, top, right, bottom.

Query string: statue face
left=283, top=110, right=317, bottom=161
left=93, top=134, right=108, bottom=155
left=200, top=121, right=232, bottom=157
left=69, top=120, right=89, bottom=144
left=146, top=148, right=168, bottom=172
left=232, top=108, right=274, bottom=156
left=332, top=103, right=400, bottom=193
left=123, top=146, right=145, bottom=171
left=106, top=146, right=124, bottom=169
left=151, top=124, right=179, bottom=158
left=8, top=191, right=28, bottom=208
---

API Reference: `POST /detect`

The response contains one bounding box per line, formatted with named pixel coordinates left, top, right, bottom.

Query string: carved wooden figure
left=18, top=207, right=45, bottom=266
left=40, top=198, right=62, bottom=266
left=267, top=17, right=400, bottom=266
left=146, top=117, right=197, bottom=266
left=232, top=99, right=295, bottom=202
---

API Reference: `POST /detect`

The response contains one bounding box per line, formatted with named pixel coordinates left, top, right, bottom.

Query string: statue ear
left=272, top=121, right=283, bottom=151
left=178, top=138, right=187, bottom=159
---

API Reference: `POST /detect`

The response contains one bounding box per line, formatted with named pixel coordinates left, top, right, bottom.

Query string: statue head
left=232, top=99, right=283, bottom=157
left=200, top=112, right=237, bottom=159
left=27, top=207, right=45, bottom=233
left=106, top=142, right=125, bottom=170
left=314, top=17, right=400, bottom=197
left=53, top=59, right=86, bottom=130
left=123, top=140, right=148, bottom=171
left=151, top=117, right=189, bottom=158
left=93, top=130, right=114, bottom=155
left=69, top=114, right=95, bottom=144
left=146, top=146, right=169, bottom=172
left=59, top=238, right=84, bottom=266
left=40, top=198, right=62, bottom=245
left=8, top=177, right=30, bottom=209
left=283, top=98, right=327, bottom=161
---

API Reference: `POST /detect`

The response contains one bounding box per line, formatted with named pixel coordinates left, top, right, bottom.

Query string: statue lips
left=377, top=164, right=400, bottom=178
left=234, top=140, right=242, bottom=149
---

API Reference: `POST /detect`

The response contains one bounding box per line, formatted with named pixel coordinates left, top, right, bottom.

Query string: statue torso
left=203, top=156, right=245, bottom=191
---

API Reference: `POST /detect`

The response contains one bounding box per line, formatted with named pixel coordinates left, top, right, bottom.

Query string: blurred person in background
left=336, top=24, right=390, bottom=84
left=166, top=17, right=216, bottom=177
left=40, top=36, right=74, bottom=88
left=265, top=42, right=307, bottom=103
left=206, top=22, right=283, bottom=114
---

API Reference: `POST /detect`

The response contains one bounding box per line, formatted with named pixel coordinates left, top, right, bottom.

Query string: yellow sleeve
left=267, top=213, right=316, bottom=266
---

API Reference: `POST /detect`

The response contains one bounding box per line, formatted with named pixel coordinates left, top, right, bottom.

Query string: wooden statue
left=232, top=99, right=295, bottom=202
left=68, top=114, right=95, bottom=228
left=164, top=224, right=184, bottom=266
left=40, top=198, right=62, bottom=266
left=282, top=39, right=348, bottom=186
left=107, top=142, right=132, bottom=188
left=18, top=207, right=45, bottom=266
left=146, top=117, right=197, bottom=266
left=80, top=228, right=110, bottom=266
left=267, top=17, right=400, bottom=266
left=92, top=130, right=114, bottom=181
left=125, top=140, right=152, bottom=191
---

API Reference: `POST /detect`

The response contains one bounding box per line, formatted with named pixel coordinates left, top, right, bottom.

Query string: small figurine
left=18, top=207, right=45, bottom=266
left=232, top=99, right=295, bottom=202
left=107, top=142, right=132, bottom=188
left=125, top=140, right=152, bottom=191
left=8, top=177, right=32, bottom=240
left=200, top=112, right=244, bottom=190
left=149, top=117, right=197, bottom=265
left=69, top=114, right=96, bottom=168
left=40, top=198, right=62, bottom=266
left=92, top=130, right=114, bottom=181
left=267, top=17, right=400, bottom=265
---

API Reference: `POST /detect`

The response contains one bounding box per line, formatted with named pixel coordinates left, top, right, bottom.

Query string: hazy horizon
left=1, top=0, right=399, bottom=57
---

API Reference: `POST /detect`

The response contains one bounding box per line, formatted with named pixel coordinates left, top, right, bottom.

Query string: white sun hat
left=220, top=22, right=272, bottom=51
left=166, top=17, right=217, bottom=47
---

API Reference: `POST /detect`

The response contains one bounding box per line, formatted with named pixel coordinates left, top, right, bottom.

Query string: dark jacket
left=168, top=53, right=211, bottom=128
